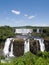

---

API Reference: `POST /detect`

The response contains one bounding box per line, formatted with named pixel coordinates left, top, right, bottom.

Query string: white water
left=15, top=29, right=32, bottom=35
left=39, top=39, right=45, bottom=52
left=3, top=38, right=14, bottom=57
left=34, top=38, right=45, bottom=52
left=24, top=39, right=30, bottom=53
left=9, top=43, right=14, bottom=57
left=37, top=29, right=39, bottom=33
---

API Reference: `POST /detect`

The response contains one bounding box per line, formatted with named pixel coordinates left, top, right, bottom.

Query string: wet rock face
left=13, top=39, right=40, bottom=56
left=13, top=39, right=24, bottom=57
left=30, top=40, right=40, bottom=54
left=2, top=38, right=49, bottom=57
left=44, top=40, right=49, bottom=51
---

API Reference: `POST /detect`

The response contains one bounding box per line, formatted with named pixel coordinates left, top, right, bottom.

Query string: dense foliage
left=0, top=52, right=49, bottom=65
left=0, top=26, right=14, bottom=41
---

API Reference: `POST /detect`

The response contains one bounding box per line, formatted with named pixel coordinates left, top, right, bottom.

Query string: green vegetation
left=0, top=26, right=14, bottom=49
left=0, top=26, right=49, bottom=65
left=0, top=26, right=49, bottom=41
left=0, top=26, right=14, bottom=41
left=0, top=52, right=49, bottom=65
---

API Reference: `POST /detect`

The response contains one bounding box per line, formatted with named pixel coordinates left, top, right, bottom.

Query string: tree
left=0, top=26, right=15, bottom=41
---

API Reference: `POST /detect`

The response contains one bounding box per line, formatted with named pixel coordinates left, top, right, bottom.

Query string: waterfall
left=3, top=38, right=14, bottom=57
left=39, top=39, right=45, bottom=52
left=24, top=39, right=30, bottom=53
left=9, top=43, right=14, bottom=57
left=34, top=38, right=45, bottom=52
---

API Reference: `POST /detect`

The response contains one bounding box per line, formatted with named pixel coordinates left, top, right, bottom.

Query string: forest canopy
left=0, top=26, right=14, bottom=41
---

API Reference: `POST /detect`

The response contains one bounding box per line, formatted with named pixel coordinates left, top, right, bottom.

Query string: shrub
left=0, top=55, right=5, bottom=60
left=35, top=57, right=49, bottom=65
left=37, top=51, right=49, bottom=58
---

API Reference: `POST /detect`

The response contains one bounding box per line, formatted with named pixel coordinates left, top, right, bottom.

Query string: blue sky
left=0, top=0, right=49, bottom=27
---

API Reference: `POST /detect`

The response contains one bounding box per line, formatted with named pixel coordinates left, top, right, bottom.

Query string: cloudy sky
left=0, top=0, right=49, bottom=27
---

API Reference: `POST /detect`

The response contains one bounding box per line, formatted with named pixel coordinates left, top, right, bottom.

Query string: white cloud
left=28, top=16, right=35, bottom=19
left=24, top=14, right=28, bottom=17
left=24, top=14, right=35, bottom=19
left=11, top=10, right=35, bottom=19
left=11, top=10, right=20, bottom=15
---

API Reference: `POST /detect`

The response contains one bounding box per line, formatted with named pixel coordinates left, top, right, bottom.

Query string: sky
left=0, top=0, right=49, bottom=27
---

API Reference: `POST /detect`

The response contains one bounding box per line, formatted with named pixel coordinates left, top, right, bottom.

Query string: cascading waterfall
left=9, top=43, right=14, bottom=57
left=24, top=39, right=30, bottom=53
left=34, top=38, right=45, bottom=52
left=3, top=38, right=14, bottom=57
left=39, top=39, right=45, bottom=52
